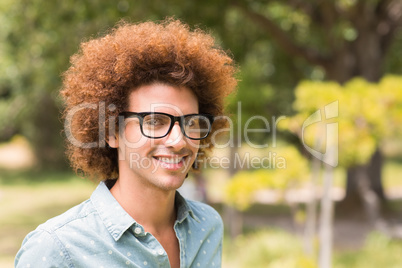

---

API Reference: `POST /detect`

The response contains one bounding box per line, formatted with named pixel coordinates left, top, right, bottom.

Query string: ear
left=106, top=134, right=118, bottom=148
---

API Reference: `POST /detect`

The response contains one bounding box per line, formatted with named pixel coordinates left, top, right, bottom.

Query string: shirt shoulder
left=40, top=199, right=95, bottom=232
left=15, top=218, right=75, bottom=268
left=15, top=199, right=94, bottom=268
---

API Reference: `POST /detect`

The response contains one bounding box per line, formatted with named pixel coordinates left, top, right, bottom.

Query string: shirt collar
left=91, top=182, right=200, bottom=241
left=175, top=191, right=200, bottom=223
left=91, top=182, right=135, bottom=241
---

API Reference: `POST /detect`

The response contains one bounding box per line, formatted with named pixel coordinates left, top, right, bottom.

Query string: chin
left=157, top=173, right=187, bottom=191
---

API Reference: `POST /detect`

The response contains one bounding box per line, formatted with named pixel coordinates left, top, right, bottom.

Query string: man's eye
left=144, top=119, right=160, bottom=126
left=187, top=118, right=199, bottom=128
left=144, top=115, right=169, bottom=126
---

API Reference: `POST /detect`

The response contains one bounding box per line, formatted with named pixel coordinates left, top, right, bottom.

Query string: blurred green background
left=2, top=1, right=402, bottom=267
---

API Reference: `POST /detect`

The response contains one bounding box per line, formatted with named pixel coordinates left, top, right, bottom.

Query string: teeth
left=158, top=157, right=183, bottom=164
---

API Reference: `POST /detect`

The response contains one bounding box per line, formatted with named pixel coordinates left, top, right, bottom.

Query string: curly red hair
left=61, top=18, right=237, bottom=181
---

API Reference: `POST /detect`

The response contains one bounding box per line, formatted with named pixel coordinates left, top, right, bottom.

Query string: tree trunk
left=367, top=150, right=386, bottom=201
left=341, top=150, right=386, bottom=214
left=354, top=163, right=386, bottom=230
left=32, top=94, right=68, bottom=170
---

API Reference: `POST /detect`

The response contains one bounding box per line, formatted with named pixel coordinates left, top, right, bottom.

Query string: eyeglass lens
left=142, top=114, right=211, bottom=139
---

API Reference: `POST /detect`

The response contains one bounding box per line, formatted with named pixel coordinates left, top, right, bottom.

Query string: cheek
left=122, top=122, right=143, bottom=143
left=117, top=124, right=149, bottom=150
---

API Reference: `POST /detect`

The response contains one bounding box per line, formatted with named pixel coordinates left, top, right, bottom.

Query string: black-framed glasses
left=119, top=112, right=215, bottom=140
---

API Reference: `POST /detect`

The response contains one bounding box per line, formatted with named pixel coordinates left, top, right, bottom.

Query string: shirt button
left=157, top=248, right=165, bottom=255
left=134, top=227, right=142, bottom=235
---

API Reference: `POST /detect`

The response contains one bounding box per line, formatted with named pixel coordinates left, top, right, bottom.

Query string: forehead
left=127, top=83, right=199, bottom=115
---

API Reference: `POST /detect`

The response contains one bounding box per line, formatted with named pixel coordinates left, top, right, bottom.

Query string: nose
left=165, top=122, right=186, bottom=148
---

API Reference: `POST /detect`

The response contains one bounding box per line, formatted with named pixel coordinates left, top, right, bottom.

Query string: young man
left=15, top=19, right=237, bottom=267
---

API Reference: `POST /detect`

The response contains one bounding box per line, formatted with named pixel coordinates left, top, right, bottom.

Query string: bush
left=223, top=228, right=316, bottom=268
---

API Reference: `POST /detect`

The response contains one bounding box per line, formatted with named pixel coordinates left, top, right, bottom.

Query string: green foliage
left=378, top=76, right=402, bottom=137
left=0, top=0, right=131, bottom=167
left=280, top=76, right=402, bottom=168
left=223, top=228, right=317, bottom=268
left=225, top=146, right=309, bottom=210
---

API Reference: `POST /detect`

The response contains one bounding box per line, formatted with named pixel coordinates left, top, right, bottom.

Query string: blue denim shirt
left=15, top=182, right=223, bottom=268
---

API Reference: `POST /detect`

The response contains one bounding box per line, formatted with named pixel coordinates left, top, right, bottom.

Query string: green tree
left=226, top=0, right=402, bottom=212
left=0, top=0, right=142, bottom=168
left=225, top=146, right=310, bottom=210
left=281, top=76, right=402, bottom=229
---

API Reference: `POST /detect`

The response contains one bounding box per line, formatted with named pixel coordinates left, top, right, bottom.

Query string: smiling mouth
left=152, top=155, right=188, bottom=170
left=155, top=157, right=184, bottom=164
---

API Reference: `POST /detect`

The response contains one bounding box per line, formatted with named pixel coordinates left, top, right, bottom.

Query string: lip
left=152, top=155, right=189, bottom=171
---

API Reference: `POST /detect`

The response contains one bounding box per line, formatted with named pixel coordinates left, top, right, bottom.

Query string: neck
left=110, top=176, right=177, bottom=234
